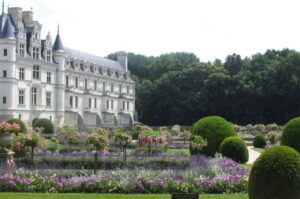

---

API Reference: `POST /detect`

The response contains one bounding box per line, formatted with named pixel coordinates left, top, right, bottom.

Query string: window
left=18, top=90, right=24, bottom=105
left=123, top=101, right=125, bottom=110
left=32, top=47, right=39, bottom=59
left=75, top=96, right=78, bottom=108
left=85, top=79, right=88, bottom=90
left=46, top=92, right=51, bottom=107
left=33, top=65, right=40, bottom=79
left=18, top=114, right=22, bottom=119
left=94, top=80, right=97, bottom=90
left=3, top=49, right=7, bottom=56
left=107, top=100, right=109, bottom=109
left=88, top=98, right=91, bottom=108
left=47, top=72, right=51, bottom=83
left=127, top=101, right=130, bottom=111
left=119, top=85, right=122, bottom=94
left=3, top=70, right=6, bottom=78
left=19, top=44, right=25, bottom=57
left=127, top=86, right=129, bottom=94
left=19, top=68, right=24, bottom=80
left=70, top=96, right=73, bottom=107
left=75, top=77, right=78, bottom=88
left=31, top=87, right=37, bottom=105
left=94, top=98, right=97, bottom=109
left=66, top=75, right=69, bottom=87
left=111, top=100, right=114, bottom=110
left=111, top=83, right=114, bottom=93
left=46, top=51, right=51, bottom=62
left=103, top=82, right=106, bottom=91
left=49, top=116, right=52, bottom=122
left=3, top=97, right=6, bottom=104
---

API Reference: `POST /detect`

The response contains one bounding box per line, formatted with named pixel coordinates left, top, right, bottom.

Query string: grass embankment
left=0, top=193, right=248, bottom=199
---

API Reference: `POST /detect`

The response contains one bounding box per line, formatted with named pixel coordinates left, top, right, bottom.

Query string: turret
left=52, top=25, right=65, bottom=126
left=0, top=3, right=17, bottom=112
left=117, top=51, right=128, bottom=72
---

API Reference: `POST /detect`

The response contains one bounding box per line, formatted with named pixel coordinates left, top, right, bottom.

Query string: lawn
left=0, top=193, right=248, bottom=199
left=166, top=148, right=190, bottom=155
left=253, top=148, right=265, bottom=153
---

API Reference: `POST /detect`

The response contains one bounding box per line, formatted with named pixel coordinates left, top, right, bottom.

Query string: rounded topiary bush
left=191, top=116, right=236, bottom=156
left=7, top=118, right=27, bottom=134
left=248, top=146, right=300, bottom=199
left=253, top=134, right=266, bottom=148
left=33, top=118, right=54, bottom=134
left=281, top=117, right=300, bottom=153
left=32, top=117, right=39, bottom=127
left=220, top=136, right=249, bottom=163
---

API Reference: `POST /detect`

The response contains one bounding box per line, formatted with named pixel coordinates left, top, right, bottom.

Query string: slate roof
left=64, top=47, right=124, bottom=71
left=1, top=15, right=15, bottom=39
left=53, top=33, right=64, bottom=52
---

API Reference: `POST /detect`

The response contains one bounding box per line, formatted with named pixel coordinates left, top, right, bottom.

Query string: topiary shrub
left=7, top=118, right=27, bottom=134
left=248, top=146, right=300, bottom=199
left=281, top=117, right=300, bottom=153
left=220, top=136, right=249, bottom=163
left=32, top=117, right=39, bottom=127
left=253, top=134, right=266, bottom=148
left=191, top=116, right=236, bottom=156
left=33, top=118, right=54, bottom=134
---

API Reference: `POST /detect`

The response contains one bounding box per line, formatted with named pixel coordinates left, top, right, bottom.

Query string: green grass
left=253, top=148, right=265, bottom=153
left=0, top=193, right=248, bottom=199
left=166, top=148, right=190, bottom=155
left=241, top=163, right=252, bottom=171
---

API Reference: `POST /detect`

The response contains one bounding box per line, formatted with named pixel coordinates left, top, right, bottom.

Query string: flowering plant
left=138, top=130, right=167, bottom=155
left=0, top=122, right=20, bottom=136
left=86, top=132, right=109, bottom=151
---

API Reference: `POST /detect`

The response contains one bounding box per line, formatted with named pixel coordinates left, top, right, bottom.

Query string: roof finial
left=2, top=0, right=4, bottom=13
left=57, top=24, right=60, bottom=34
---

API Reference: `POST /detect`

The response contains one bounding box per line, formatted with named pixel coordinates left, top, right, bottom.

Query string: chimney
left=8, top=7, right=23, bottom=25
left=22, top=11, right=33, bottom=26
left=117, top=51, right=128, bottom=72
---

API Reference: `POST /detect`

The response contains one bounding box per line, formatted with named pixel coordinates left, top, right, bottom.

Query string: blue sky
left=6, top=0, right=300, bottom=61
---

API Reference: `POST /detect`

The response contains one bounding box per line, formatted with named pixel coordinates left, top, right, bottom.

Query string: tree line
left=107, top=49, right=300, bottom=126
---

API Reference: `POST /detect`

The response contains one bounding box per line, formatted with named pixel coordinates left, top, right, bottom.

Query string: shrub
left=253, top=134, right=266, bottom=148
left=281, top=117, right=300, bottom=153
left=191, top=116, right=236, bottom=156
left=33, top=118, right=54, bottom=134
left=130, top=131, right=140, bottom=140
left=220, top=136, right=249, bottom=163
left=7, top=118, right=27, bottom=134
left=32, top=117, right=39, bottom=127
left=189, top=135, right=208, bottom=155
left=248, top=146, right=300, bottom=199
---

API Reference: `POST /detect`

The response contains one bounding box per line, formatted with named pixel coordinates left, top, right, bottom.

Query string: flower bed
left=1, top=156, right=249, bottom=194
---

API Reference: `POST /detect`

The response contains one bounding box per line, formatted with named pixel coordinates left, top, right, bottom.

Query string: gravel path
left=247, top=146, right=261, bottom=164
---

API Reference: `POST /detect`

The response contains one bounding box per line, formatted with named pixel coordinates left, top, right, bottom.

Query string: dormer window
left=19, top=44, right=25, bottom=57
left=46, top=51, right=51, bottom=62
left=32, top=47, right=39, bottom=59
left=90, top=65, right=94, bottom=73
left=80, top=64, right=84, bottom=71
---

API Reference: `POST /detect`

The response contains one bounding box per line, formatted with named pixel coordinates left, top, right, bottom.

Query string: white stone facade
left=0, top=5, right=135, bottom=128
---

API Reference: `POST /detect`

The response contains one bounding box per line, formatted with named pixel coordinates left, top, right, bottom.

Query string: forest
left=108, top=49, right=300, bottom=126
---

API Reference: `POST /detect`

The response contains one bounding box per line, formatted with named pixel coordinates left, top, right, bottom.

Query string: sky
left=6, top=0, right=300, bottom=62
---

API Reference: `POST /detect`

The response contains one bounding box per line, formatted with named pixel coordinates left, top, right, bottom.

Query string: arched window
left=70, top=96, right=73, bottom=107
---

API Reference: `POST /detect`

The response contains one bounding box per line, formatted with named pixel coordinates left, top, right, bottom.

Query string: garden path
left=247, top=146, right=261, bottom=164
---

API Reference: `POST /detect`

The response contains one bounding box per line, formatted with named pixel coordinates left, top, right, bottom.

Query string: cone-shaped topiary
left=191, top=116, right=236, bottom=156
left=281, top=117, right=300, bottom=153
left=33, top=118, right=54, bottom=134
left=7, top=118, right=27, bottom=134
left=220, top=136, right=249, bottom=163
left=253, top=134, right=266, bottom=148
left=248, top=146, right=300, bottom=199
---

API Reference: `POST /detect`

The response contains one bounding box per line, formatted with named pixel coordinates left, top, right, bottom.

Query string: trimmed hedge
left=191, top=116, right=236, bottom=156
left=253, top=134, right=266, bottom=148
left=220, top=136, right=249, bottom=163
left=33, top=118, right=54, bottom=134
left=7, top=118, right=27, bottom=134
left=248, top=146, right=300, bottom=199
left=281, top=117, right=300, bottom=153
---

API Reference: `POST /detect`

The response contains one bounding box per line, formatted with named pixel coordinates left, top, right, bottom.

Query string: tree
left=114, top=130, right=132, bottom=162
left=137, top=130, right=166, bottom=155
left=24, top=127, right=46, bottom=164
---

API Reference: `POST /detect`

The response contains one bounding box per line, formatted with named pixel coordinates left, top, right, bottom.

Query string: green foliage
left=248, top=146, right=300, bottom=199
left=32, top=118, right=39, bottom=127
left=220, top=136, right=249, bottom=163
left=281, top=117, right=300, bottom=153
left=129, top=131, right=140, bottom=140
left=189, top=135, right=208, bottom=155
left=253, top=134, right=266, bottom=148
left=7, top=118, right=27, bottom=134
left=56, top=126, right=77, bottom=145
left=33, top=118, right=54, bottom=135
left=191, top=116, right=236, bottom=156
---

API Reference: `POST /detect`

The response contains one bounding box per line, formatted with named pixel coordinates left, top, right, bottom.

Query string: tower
left=52, top=25, right=65, bottom=126
left=0, top=6, right=17, bottom=120
left=117, top=51, right=128, bottom=72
